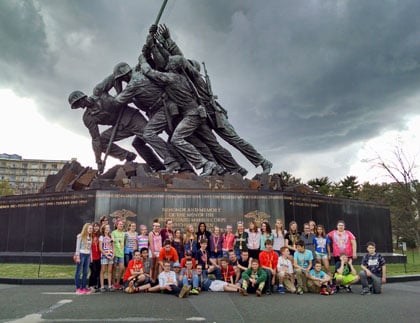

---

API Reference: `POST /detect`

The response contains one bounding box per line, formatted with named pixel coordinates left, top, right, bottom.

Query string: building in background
left=0, top=153, right=73, bottom=195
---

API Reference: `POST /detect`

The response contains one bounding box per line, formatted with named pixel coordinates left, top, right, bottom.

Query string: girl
left=74, top=223, right=93, bottom=294
left=285, top=221, right=300, bottom=257
left=124, top=222, right=138, bottom=267
left=222, top=225, right=236, bottom=258
left=259, top=221, right=274, bottom=251
left=149, top=219, right=162, bottom=281
left=313, top=224, right=331, bottom=275
left=184, top=224, right=198, bottom=258
left=112, top=220, right=125, bottom=289
left=173, top=229, right=185, bottom=261
left=196, top=222, right=211, bottom=253
left=88, top=222, right=101, bottom=291
left=234, top=221, right=248, bottom=258
left=99, top=224, right=114, bottom=292
left=309, top=220, right=317, bottom=235
left=209, top=226, right=224, bottom=266
left=273, top=219, right=286, bottom=255
left=137, top=225, right=149, bottom=251
left=246, top=221, right=261, bottom=260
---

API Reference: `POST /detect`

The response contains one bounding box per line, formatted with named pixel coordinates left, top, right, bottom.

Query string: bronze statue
left=68, top=90, right=164, bottom=173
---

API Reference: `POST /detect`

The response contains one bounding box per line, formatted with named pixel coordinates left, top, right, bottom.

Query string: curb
left=1, top=275, right=420, bottom=286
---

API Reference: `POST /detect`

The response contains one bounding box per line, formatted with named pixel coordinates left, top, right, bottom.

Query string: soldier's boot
left=161, top=161, right=181, bottom=174
left=126, top=152, right=137, bottom=162
left=260, top=159, right=273, bottom=174
left=201, top=161, right=217, bottom=176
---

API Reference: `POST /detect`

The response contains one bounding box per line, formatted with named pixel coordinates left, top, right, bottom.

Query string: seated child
left=334, top=253, right=359, bottom=292
left=359, top=241, right=386, bottom=295
left=306, top=261, right=332, bottom=295
left=123, top=250, right=151, bottom=293
left=240, top=259, right=267, bottom=297
left=276, top=246, right=295, bottom=294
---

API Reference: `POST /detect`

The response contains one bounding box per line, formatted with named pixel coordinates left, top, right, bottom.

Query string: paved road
left=1, top=281, right=419, bottom=323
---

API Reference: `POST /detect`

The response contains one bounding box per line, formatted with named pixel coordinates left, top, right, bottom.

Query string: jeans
left=182, top=274, right=199, bottom=289
left=75, top=253, right=90, bottom=289
left=359, top=270, right=382, bottom=293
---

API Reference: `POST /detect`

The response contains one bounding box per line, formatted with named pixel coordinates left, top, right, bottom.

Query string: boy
left=258, top=239, right=278, bottom=294
left=158, top=239, right=179, bottom=270
left=276, top=246, right=295, bottom=294
left=334, top=253, right=359, bottom=292
left=220, top=257, right=236, bottom=284
left=180, top=259, right=200, bottom=294
left=196, top=264, right=244, bottom=293
left=123, top=249, right=150, bottom=293
left=158, top=261, right=190, bottom=298
left=293, top=240, right=313, bottom=295
left=240, top=259, right=267, bottom=296
left=359, top=241, right=386, bottom=295
left=197, top=239, right=221, bottom=279
left=306, top=261, right=332, bottom=295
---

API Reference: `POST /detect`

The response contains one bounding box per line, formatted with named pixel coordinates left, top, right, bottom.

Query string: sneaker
left=256, top=289, right=262, bottom=297
left=189, top=288, right=199, bottom=295
left=320, top=287, right=329, bottom=296
left=126, top=281, right=134, bottom=294
left=266, top=288, right=272, bottom=295
left=345, top=285, right=352, bottom=293
left=239, top=288, right=248, bottom=296
left=82, top=288, right=92, bottom=294
left=278, top=285, right=286, bottom=294
left=330, top=285, right=337, bottom=293
left=297, top=287, right=303, bottom=295
left=108, top=286, right=114, bottom=292
left=99, top=287, right=106, bottom=293
left=361, top=289, right=371, bottom=296
left=76, top=288, right=84, bottom=295
left=179, top=285, right=191, bottom=298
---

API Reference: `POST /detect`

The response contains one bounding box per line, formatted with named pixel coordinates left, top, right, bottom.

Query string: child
left=196, top=264, right=243, bottom=293
left=123, top=249, right=150, bottom=293
left=258, top=239, right=278, bottom=294
left=99, top=224, right=114, bottom=292
left=88, top=222, right=101, bottom=291
left=124, top=222, right=138, bottom=267
left=220, top=257, right=236, bottom=284
left=293, top=240, right=313, bottom=295
left=222, top=225, right=235, bottom=258
left=313, top=224, right=331, bottom=275
left=112, top=220, right=126, bottom=289
left=334, top=253, right=359, bottom=292
left=359, top=241, right=386, bottom=295
left=173, top=229, right=184, bottom=261
left=209, top=226, right=224, bottom=266
left=276, top=246, right=295, bottom=294
left=234, top=221, right=248, bottom=259
left=259, top=221, right=274, bottom=251
left=137, top=225, right=149, bottom=250
left=246, top=221, right=261, bottom=260
left=240, top=259, right=267, bottom=296
left=74, top=223, right=93, bottom=294
left=180, top=259, right=200, bottom=294
left=184, top=224, right=198, bottom=258
left=158, top=261, right=190, bottom=298
left=306, top=261, right=332, bottom=295
left=149, top=219, right=162, bottom=281
left=273, top=219, right=286, bottom=255
left=196, top=239, right=220, bottom=278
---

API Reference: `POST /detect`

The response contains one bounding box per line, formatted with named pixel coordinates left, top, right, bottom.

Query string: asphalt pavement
left=1, top=281, right=420, bottom=323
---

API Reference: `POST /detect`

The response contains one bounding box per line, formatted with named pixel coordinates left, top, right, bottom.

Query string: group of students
left=73, top=217, right=386, bottom=297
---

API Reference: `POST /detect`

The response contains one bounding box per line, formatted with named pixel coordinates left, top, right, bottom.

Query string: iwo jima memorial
left=0, top=1, right=395, bottom=264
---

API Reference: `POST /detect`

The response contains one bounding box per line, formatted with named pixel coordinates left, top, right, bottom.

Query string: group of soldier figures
left=68, top=24, right=272, bottom=176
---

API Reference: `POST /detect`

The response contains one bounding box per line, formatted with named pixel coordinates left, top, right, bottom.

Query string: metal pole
left=155, top=0, right=168, bottom=25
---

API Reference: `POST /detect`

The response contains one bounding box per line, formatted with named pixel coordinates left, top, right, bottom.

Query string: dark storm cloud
left=2, top=0, right=420, bottom=176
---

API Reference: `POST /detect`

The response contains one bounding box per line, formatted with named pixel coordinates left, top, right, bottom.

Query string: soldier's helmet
left=113, top=62, right=132, bottom=80
left=68, top=90, right=87, bottom=109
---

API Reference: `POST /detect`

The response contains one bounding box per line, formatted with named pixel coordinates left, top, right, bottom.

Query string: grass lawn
left=0, top=250, right=419, bottom=279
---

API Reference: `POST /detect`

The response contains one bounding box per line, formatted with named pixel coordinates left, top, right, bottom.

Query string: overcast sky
left=2, top=0, right=420, bottom=183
